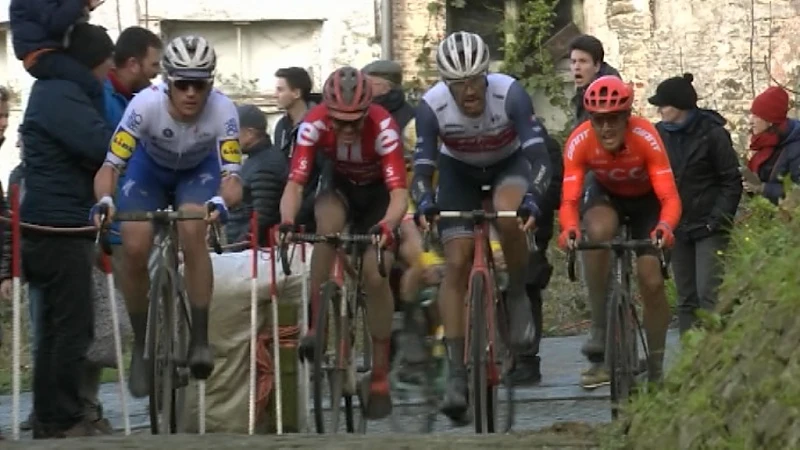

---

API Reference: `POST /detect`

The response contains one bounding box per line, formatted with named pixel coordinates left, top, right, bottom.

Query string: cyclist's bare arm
left=94, top=164, right=120, bottom=201
left=281, top=122, right=318, bottom=224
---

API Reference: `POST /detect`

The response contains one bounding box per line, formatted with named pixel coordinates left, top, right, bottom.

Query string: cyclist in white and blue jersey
left=92, top=36, right=243, bottom=398
left=411, top=31, right=552, bottom=423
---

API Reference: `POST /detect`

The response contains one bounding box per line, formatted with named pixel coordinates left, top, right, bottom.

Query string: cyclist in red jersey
left=557, top=76, right=681, bottom=388
left=278, top=66, right=409, bottom=420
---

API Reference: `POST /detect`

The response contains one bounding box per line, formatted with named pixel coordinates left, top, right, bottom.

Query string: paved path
left=0, top=330, right=680, bottom=445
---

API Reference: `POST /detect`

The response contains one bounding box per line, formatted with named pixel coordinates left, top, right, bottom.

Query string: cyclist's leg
left=625, top=194, right=670, bottom=383
left=436, top=155, right=481, bottom=421
left=492, top=152, right=537, bottom=349
left=116, top=150, right=164, bottom=397
left=353, top=182, right=396, bottom=419
left=298, top=169, right=347, bottom=354
left=174, top=152, right=222, bottom=379
left=580, top=181, right=619, bottom=388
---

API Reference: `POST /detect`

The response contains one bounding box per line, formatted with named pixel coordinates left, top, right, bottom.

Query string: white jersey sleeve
left=104, top=86, right=156, bottom=169
left=213, top=94, right=243, bottom=177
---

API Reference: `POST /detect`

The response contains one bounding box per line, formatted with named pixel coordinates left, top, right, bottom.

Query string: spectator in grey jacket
left=225, top=104, right=288, bottom=245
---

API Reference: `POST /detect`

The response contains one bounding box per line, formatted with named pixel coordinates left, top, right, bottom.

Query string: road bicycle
left=421, top=185, right=532, bottom=433
left=279, top=229, right=388, bottom=434
left=565, top=221, right=669, bottom=419
left=97, top=204, right=222, bottom=433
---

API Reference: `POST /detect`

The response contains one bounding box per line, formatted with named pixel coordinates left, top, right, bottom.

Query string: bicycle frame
left=96, top=207, right=222, bottom=434
left=434, top=199, right=519, bottom=434
left=566, top=223, right=670, bottom=418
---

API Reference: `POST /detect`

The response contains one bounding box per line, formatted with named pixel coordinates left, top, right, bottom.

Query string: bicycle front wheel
left=606, top=259, right=636, bottom=419
left=148, top=268, right=179, bottom=434
left=469, top=273, right=491, bottom=433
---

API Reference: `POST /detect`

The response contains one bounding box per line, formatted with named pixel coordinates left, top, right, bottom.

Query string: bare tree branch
left=763, top=55, right=800, bottom=95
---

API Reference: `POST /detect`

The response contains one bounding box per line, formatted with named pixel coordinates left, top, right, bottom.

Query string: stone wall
left=392, top=0, right=800, bottom=148
left=583, top=0, right=800, bottom=150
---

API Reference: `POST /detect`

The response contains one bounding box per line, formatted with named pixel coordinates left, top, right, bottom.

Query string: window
left=447, top=0, right=575, bottom=61
left=160, top=20, right=323, bottom=95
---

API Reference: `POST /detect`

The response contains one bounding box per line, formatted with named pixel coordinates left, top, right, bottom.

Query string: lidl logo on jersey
left=111, top=130, right=136, bottom=160
left=220, top=139, right=242, bottom=164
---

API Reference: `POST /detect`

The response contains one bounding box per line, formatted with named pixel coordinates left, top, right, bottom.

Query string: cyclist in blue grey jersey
left=411, top=31, right=552, bottom=423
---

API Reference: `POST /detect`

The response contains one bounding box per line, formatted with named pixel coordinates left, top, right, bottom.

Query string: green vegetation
left=612, top=194, right=800, bottom=449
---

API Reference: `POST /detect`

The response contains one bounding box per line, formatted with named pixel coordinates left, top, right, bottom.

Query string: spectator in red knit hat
left=745, top=85, right=800, bottom=204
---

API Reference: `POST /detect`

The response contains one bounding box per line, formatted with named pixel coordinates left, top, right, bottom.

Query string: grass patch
left=610, top=195, right=800, bottom=449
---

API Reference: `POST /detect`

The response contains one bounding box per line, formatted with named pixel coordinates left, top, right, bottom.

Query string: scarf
left=747, top=119, right=788, bottom=174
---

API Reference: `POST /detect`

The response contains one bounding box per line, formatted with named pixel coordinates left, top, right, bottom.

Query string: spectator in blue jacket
left=104, top=26, right=162, bottom=249
left=19, top=22, right=114, bottom=438
left=745, top=86, right=800, bottom=205
left=9, top=0, right=106, bottom=114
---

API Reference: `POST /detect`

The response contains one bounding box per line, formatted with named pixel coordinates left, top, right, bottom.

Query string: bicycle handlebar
left=565, top=231, right=671, bottom=282
left=95, top=205, right=223, bottom=256
left=419, top=208, right=537, bottom=253
left=278, top=231, right=388, bottom=278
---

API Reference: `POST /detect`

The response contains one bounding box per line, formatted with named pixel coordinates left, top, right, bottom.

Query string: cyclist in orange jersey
left=558, top=76, right=681, bottom=388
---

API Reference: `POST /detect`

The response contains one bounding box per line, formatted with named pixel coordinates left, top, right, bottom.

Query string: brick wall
left=393, top=0, right=446, bottom=85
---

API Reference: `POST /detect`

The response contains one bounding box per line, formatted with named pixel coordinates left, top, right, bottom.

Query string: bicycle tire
left=313, top=281, right=334, bottom=433
left=171, top=283, right=191, bottom=432
left=492, top=284, right=515, bottom=433
left=607, top=256, right=635, bottom=420
left=388, top=304, right=438, bottom=434
left=469, top=273, right=490, bottom=433
left=148, top=267, right=179, bottom=434
left=351, top=287, right=370, bottom=434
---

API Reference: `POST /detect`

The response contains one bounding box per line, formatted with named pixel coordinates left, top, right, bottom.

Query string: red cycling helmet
left=323, top=66, right=373, bottom=121
left=583, top=76, right=634, bottom=113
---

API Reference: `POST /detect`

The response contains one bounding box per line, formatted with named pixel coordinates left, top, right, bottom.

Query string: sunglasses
left=444, top=74, right=487, bottom=90
left=172, top=79, right=211, bottom=92
left=331, top=115, right=366, bottom=129
left=589, top=111, right=628, bottom=128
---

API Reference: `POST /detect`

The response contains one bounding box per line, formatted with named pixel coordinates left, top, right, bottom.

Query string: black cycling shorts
left=581, top=177, right=661, bottom=256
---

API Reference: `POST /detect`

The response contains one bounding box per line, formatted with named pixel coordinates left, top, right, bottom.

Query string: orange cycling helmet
left=584, top=76, right=634, bottom=113
left=323, top=66, right=373, bottom=121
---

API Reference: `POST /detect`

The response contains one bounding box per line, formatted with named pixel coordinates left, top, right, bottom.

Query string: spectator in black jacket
left=505, top=123, right=563, bottom=385
left=272, top=66, right=323, bottom=231
left=649, top=73, right=742, bottom=335
left=225, top=104, right=288, bottom=245
left=19, top=23, right=113, bottom=438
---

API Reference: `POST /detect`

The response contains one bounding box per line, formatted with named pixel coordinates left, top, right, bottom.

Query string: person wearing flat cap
left=224, top=104, right=287, bottom=246
left=648, top=73, right=742, bottom=335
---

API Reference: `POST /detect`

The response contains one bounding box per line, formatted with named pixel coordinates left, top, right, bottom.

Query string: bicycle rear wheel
left=607, top=257, right=636, bottom=419
left=312, top=281, right=334, bottom=433
left=468, top=273, right=490, bottom=433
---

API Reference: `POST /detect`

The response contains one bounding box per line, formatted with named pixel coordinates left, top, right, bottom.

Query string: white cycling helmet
left=162, top=35, right=217, bottom=80
left=436, top=31, right=491, bottom=80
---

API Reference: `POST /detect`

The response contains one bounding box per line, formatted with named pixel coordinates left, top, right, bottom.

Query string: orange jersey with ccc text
left=559, top=116, right=682, bottom=231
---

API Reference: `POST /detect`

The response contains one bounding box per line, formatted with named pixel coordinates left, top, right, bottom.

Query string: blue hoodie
left=760, top=119, right=800, bottom=204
